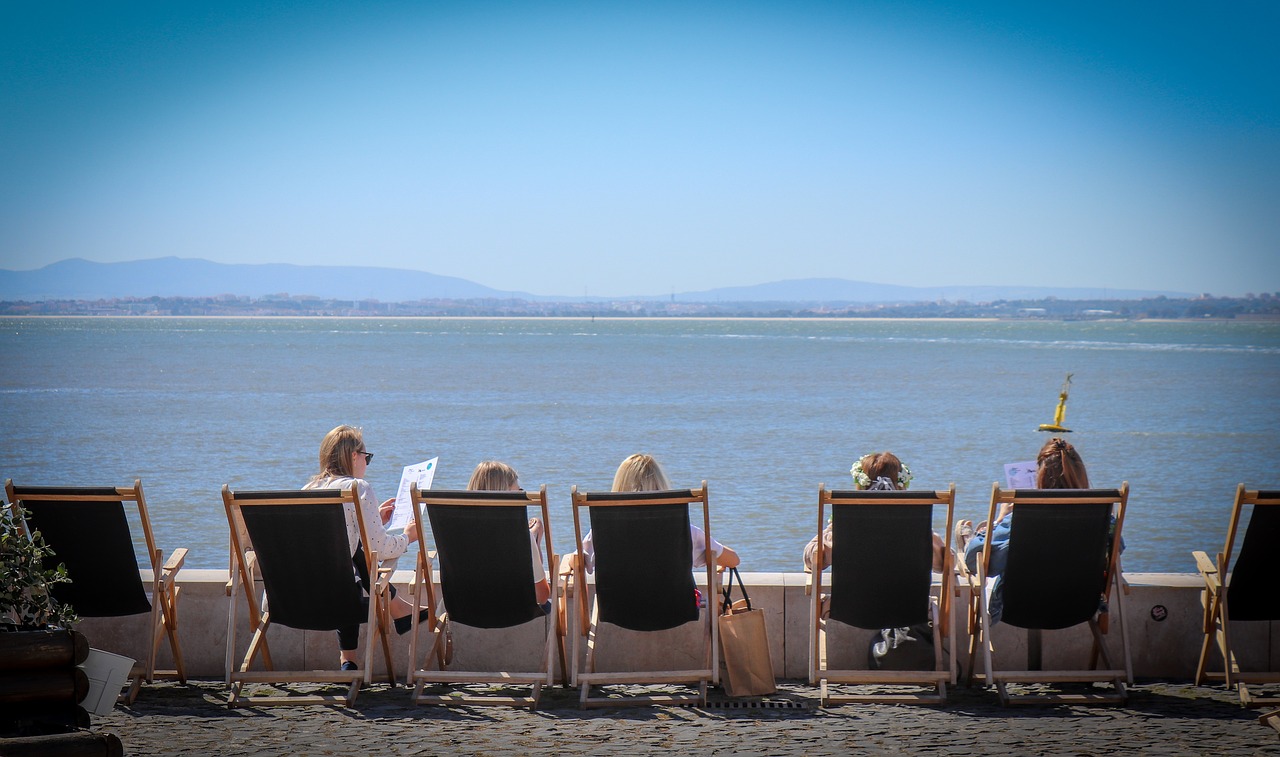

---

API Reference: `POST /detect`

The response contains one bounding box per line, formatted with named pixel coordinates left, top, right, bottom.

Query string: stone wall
left=73, top=570, right=1277, bottom=685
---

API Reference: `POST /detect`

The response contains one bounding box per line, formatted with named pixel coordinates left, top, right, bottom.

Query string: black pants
left=336, top=543, right=398, bottom=651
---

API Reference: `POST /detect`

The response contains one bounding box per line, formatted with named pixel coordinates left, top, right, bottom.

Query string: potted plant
left=1, top=504, right=78, bottom=632
left=1, top=504, right=85, bottom=736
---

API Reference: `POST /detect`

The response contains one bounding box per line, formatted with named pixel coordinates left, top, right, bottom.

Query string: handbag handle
left=720, top=566, right=751, bottom=615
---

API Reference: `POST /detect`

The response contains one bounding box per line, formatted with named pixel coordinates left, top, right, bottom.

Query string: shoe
left=953, top=520, right=974, bottom=554
left=394, top=609, right=432, bottom=636
left=340, top=661, right=358, bottom=672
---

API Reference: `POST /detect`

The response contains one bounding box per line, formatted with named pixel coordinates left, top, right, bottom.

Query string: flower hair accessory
left=850, top=457, right=913, bottom=490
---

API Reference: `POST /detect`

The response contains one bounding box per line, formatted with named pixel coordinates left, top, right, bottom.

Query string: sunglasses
left=356, top=451, right=374, bottom=464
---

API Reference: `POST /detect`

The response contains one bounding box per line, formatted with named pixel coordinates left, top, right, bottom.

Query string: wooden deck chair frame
left=1262, top=708, right=1280, bottom=737
left=222, top=485, right=394, bottom=707
left=1193, top=485, right=1280, bottom=707
left=567, top=483, right=719, bottom=708
left=405, top=484, right=565, bottom=709
left=968, top=483, right=1132, bottom=705
left=5, top=479, right=187, bottom=705
left=807, top=484, right=956, bottom=706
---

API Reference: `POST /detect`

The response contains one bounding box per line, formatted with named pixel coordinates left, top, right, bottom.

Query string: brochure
left=388, top=457, right=438, bottom=533
left=1004, top=461, right=1037, bottom=489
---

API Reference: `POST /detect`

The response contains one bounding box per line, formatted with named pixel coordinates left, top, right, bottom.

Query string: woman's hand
left=379, top=497, right=396, bottom=525
left=997, top=501, right=1015, bottom=523
left=404, top=520, right=420, bottom=544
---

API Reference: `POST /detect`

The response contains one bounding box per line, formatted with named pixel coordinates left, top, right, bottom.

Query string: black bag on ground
left=867, top=623, right=934, bottom=671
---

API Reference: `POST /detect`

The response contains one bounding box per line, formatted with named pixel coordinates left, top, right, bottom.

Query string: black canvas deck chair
left=969, top=483, right=1131, bottom=705
left=5, top=479, right=187, bottom=704
left=567, top=483, right=719, bottom=708
left=222, top=485, right=394, bottom=707
left=807, top=485, right=956, bottom=705
left=406, top=484, right=565, bottom=708
left=1193, top=485, right=1280, bottom=707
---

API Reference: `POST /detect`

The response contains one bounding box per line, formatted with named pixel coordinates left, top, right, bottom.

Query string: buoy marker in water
left=1038, top=373, right=1073, bottom=433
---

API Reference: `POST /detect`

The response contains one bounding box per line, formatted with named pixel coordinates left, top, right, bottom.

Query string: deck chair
left=1193, top=485, right=1280, bottom=707
left=4, top=479, right=186, bottom=704
left=222, top=485, right=394, bottom=707
left=567, top=483, right=719, bottom=708
left=1262, top=708, right=1280, bottom=737
left=807, top=485, right=956, bottom=705
left=968, top=483, right=1131, bottom=705
left=406, top=484, right=565, bottom=708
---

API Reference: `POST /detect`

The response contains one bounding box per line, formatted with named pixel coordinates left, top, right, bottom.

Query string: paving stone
left=71, top=680, right=1280, bottom=755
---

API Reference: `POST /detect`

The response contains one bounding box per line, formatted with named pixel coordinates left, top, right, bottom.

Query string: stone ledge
left=86, top=572, right=1272, bottom=681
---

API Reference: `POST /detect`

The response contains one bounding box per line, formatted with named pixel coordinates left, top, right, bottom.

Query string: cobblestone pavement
left=87, top=680, right=1279, bottom=756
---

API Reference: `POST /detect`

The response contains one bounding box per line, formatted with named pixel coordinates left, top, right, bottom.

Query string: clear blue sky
left=3, top=1, right=1277, bottom=297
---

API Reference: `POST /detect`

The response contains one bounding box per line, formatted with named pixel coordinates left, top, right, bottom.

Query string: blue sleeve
left=986, top=516, right=1011, bottom=577
left=968, top=515, right=1012, bottom=578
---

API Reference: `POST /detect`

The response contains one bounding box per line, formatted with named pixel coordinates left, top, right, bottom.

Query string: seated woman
left=466, top=460, right=551, bottom=610
left=578, top=453, right=739, bottom=573
left=803, top=451, right=946, bottom=666
left=303, top=425, right=426, bottom=671
left=960, top=436, right=1120, bottom=625
left=803, top=451, right=946, bottom=573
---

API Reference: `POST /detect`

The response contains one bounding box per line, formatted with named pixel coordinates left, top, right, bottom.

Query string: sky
left=2, top=1, right=1278, bottom=297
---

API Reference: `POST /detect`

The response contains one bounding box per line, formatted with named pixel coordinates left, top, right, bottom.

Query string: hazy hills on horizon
left=0, top=257, right=1195, bottom=304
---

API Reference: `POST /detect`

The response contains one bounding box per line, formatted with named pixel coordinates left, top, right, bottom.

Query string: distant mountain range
left=0, top=257, right=1193, bottom=303
left=0, top=257, right=529, bottom=302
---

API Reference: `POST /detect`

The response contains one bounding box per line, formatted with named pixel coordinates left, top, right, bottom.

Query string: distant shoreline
left=5, top=290, right=1276, bottom=320
left=3, top=313, right=1012, bottom=322
left=2, top=313, right=1271, bottom=324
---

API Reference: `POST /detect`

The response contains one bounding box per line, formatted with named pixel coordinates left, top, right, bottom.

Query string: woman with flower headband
left=803, top=451, right=946, bottom=572
left=959, top=437, right=1120, bottom=625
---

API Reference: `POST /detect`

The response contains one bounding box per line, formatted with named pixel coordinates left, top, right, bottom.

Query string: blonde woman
left=579, top=453, right=739, bottom=572
left=304, top=425, right=424, bottom=670
left=466, top=461, right=551, bottom=607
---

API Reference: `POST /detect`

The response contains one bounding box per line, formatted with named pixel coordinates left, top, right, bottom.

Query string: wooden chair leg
left=376, top=593, right=395, bottom=686
left=1195, top=626, right=1216, bottom=686
left=241, top=619, right=271, bottom=674
left=555, top=625, right=568, bottom=687
left=1221, top=614, right=1236, bottom=689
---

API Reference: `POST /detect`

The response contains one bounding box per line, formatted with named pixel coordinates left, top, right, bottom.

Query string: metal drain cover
left=703, top=699, right=812, bottom=710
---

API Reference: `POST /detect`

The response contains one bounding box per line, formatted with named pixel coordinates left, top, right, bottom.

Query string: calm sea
left=3, top=317, right=1278, bottom=574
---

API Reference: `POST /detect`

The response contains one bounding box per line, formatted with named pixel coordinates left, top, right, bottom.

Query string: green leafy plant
left=1, top=505, right=77, bottom=630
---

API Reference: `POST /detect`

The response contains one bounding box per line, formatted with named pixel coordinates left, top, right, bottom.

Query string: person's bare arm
left=931, top=532, right=946, bottom=573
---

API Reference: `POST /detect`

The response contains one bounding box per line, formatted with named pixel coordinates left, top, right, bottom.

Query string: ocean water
left=3, top=316, right=1278, bottom=574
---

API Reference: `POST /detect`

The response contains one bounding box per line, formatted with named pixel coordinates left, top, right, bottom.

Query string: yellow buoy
left=1038, top=373, right=1073, bottom=433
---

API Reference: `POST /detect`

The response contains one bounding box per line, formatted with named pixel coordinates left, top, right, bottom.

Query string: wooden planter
left=0, top=629, right=91, bottom=735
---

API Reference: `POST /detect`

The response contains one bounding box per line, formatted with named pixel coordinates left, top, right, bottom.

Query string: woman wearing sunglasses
left=305, top=424, right=424, bottom=671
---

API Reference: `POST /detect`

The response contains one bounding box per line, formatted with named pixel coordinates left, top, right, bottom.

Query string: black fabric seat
left=1193, top=486, right=1280, bottom=707
left=407, top=486, right=562, bottom=709
left=222, top=485, right=393, bottom=707
left=588, top=499, right=699, bottom=632
left=568, top=484, right=719, bottom=708
left=969, top=485, right=1131, bottom=705
left=810, top=486, right=955, bottom=705
left=6, top=479, right=187, bottom=704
